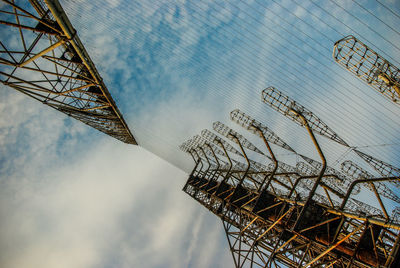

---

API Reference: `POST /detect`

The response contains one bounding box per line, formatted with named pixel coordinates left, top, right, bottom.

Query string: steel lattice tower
left=180, top=87, right=400, bottom=267
left=0, top=0, right=137, bottom=144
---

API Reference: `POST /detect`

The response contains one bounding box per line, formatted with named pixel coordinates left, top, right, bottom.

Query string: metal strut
left=0, top=0, right=137, bottom=144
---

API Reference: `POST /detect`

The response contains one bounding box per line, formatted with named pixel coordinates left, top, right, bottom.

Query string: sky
left=0, top=0, right=400, bottom=267
left=56, top=0, right=400, bottom=171
left=0, top=89, right=232, bottom=267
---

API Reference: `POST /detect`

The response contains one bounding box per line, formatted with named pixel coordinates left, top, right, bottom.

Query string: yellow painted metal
left=44, top=0, right=137, bottom=144
left=19, top=39, right=65, bottom=67
left=60, top=83, right=96, bottom=95
left=299, top=216, right=341, bottom=234
left=304, top=224, right=364, bottom=267
left=1, top=0, right=137, bottom=144
left=256, top=206, right=294, bottom=242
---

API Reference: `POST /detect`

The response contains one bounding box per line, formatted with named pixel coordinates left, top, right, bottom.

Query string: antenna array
left=180, top=86, right=400, bottom=267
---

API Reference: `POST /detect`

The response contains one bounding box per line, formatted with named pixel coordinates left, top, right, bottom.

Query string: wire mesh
left=333, top=35, right=400, bottom=105
left=261, top=86, right=349, bottom=147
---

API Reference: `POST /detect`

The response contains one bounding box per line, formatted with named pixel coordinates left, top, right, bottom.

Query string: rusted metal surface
left=183, top=169, right=400, bottom=267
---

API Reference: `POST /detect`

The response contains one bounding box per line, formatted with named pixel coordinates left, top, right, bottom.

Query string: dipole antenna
left=261, top=86, right=349, bottom=147
left=299, top=154, right=344, bottom=180
left=182, top=87, right=400, bottom=267
left=348, top=198, right=385, bottom=218
left=342, top=160, right=400, bottom=204
left=333, top=35, right=400, bottom=105
left=201, top=129, right=243, bottom=157
left=182, top=120, right=400, bottom=267
left=261, top=86, right=400, bottom=189
left=187, top=133, right=268, bottom=175
left=296, top=154, right=366, bottom=197
left=354, top=149, right=400, bottom=188
left=230, top=108, right=349, bottom=201
left=212, top=121, right=266, bottom=156
left=230, top=109, right=296, bottom=153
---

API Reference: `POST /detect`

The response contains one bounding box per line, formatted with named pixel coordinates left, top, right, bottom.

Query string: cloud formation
left=0, top=136, right=231, bottom=268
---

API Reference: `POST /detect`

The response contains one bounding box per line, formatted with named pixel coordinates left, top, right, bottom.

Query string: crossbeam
left=0, top=0, right=137, bottom=144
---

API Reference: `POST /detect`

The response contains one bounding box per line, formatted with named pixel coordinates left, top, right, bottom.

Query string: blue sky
left=58, top=0, right=400, bottom=170
left=0, top=0, right=400, bottom=267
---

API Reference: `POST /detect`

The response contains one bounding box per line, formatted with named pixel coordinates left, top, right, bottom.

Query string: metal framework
left=201, top=129, right=243, bottom=158
left=333, top=35, right=400, bottom=105
left=0, top=0, right=137, bottom=144
left=182, top=128, right=400, bottom=267
left=354, top=150, right=400, bottom=188
left=297, top=154, right=364, bottom=196
left=230, top=109, right=295, bottom=153
left=342, top=160, right=400, bottom=204
left=180, top=89, right=400, bottom=267
left=262, top=86, right=400, bottom=190
left=213, top=121, right=266, bottom=156
left=261, top=86, right=349, bottom=147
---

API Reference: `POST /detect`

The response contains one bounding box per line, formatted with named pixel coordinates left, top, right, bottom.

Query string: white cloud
left=0, top=87, right=230, bottom=268
left=0, top=138, right=231, bottom=268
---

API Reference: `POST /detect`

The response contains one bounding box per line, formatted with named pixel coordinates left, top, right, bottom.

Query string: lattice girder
left=182, top=103, right=400, bottom=267
left=183, top=172, right=400, bottom=267
left=0, top=0, right=136, bottom=144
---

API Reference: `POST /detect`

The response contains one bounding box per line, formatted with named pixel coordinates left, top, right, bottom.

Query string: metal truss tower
left=180, top=87, right=400, bottom=267
left=0, top=0, right=137, bottom=144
